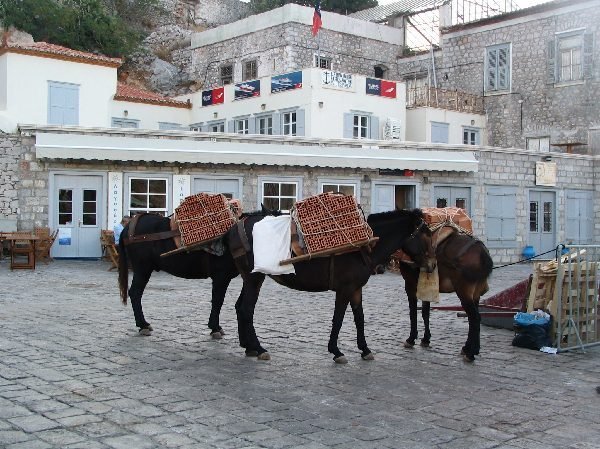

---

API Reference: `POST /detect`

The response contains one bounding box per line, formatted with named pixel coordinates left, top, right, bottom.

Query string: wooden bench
left=100, top=230, right=119, bottom=271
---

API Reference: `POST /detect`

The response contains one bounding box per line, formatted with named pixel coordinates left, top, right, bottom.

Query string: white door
left=193, top=178, right=240, bottom=199
left=52, top=175, right=103, bottom=258
left=372, top=184, right=395, bottom=213
left=528, top=190, right=556, bottom=254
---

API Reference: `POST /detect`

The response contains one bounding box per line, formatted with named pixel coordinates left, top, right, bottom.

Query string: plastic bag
left=512, top=311, right=552, bottom=350
left=513, top=311, right=550, bottom=327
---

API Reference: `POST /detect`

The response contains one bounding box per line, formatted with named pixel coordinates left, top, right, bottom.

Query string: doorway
left=528, top=190, right=556, bottom=254
left=371, top=183, right=416, bottom=213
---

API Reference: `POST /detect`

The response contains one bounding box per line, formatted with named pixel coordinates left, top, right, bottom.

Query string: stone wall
left=190, top=23, right=402, bottom=89
left=396, top=2, right=600, bottom=151
left=0, top=134, right=21, bottom=219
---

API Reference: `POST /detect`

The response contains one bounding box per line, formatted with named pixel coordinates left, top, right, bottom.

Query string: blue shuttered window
left=566, top=190, right=593, bottom=244
left=485, top=44, right=511, bottom=93
left=486, top=186, right=517, bottom=247
left=48, top=81, right=79, bottom=125
left=431, top=122, right=449, bottom=143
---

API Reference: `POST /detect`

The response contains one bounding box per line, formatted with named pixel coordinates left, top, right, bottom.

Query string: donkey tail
left=118, top=233, right=129, bottom=305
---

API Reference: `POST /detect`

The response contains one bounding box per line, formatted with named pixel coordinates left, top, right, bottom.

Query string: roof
left=34, top=132, right=478, bottom=172
left=114, top=83, right=192, bottom=109
left=349, top=0, right=446, bottom=22
left=0, top=41, right=122, bottom=67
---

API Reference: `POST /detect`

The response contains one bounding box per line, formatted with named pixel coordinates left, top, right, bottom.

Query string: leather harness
left=123, top=213, right=180, bottom=246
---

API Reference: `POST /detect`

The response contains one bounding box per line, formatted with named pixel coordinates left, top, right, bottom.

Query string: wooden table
left=0, top=233, right=39, bottom=270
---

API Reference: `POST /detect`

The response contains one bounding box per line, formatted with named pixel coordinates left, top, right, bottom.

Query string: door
left=52, top=175, right=103, bottom=258
left=566, top=190, right=593, bottom=244
left=372, top=183, right=416, bottom=213
left=193, top=178, right=240, bottom=199
left=528, top=190, right=556, bottom=253
left=434, top=186, right=471, bottom=215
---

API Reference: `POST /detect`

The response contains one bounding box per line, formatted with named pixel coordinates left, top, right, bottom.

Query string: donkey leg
left=460, top=300, right=480, bottom=362
left=236, top=274, right=269, bottom=359
left=128, top=269, right=153, bottom=334
left=405, top=294, right=419, bottom=348
left=421, top=301, right=431, bottom=347
left=208, top=274, right=233, bottom=339
left=329, top=293, right=349, bottom=363
left=350, top=290, right=374, bottom=360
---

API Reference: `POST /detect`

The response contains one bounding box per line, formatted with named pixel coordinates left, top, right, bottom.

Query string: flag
left=312, top=1, right=322, bottom=36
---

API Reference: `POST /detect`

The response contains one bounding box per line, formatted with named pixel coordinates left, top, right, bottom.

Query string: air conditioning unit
left=384, top=118, right=402, bottom=140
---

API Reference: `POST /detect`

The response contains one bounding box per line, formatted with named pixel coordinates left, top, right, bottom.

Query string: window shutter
left=486, top=48, right=497, bottom=91
left=248, top=117, right=256, bottom=134
left=343, top=113, right=353, bottom=138
left=272, top=112, right=281, bottom=135
left=200, top=124, right=209, bottom=132
left=583, top=33, right=594, bottom=79
left=295, top=109, right=305, bottom=136
left=547, top=39, right=556, bottom=84
left=227, top=120, right=235, bottom=133
left=369, top=116, right=379, bottom=139
left=498, top=47, right=509, bottom=90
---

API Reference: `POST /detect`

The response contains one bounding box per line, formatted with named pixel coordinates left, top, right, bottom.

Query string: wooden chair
left=10, top=231, right=36, bottom=270
left=100, top=230, right=119, bottom=271
left=35, top=229, right=58, bottom=264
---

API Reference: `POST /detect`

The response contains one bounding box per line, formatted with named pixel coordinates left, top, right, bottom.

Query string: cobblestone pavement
left=0, top=259, right=598, bottom=449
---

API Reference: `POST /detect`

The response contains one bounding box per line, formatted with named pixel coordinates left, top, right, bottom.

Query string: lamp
left=123, top=110, right=128, bottom=117
left=261, top=103, right=266, bottom=110
left=213, top=112, right=218, bottom=118
left=318, top=101, right=324, bottom=108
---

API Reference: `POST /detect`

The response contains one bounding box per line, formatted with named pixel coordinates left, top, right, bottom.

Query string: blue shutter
left=248, top=117, right=256, bottom=134
left=566, top=190, right=593, bottom=243
left=369, top=116, right=379, bottom=139
left=272, top=112, right=281, bottom=135
left=343, top=113, right=353, bottom=138
left=431, top=122, right=449, bottom=143
left=48, top=82, right=79, bottom=125
left=486, top=186, right=516, bottom=247
left=227, top=120, right=235, bottom=133
left=295, top=109, right=305, bottom=136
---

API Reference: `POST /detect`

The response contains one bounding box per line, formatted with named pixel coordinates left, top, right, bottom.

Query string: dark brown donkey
left=399, top=230, right=493, bottom=362
left=226, top=209, right=435, bottom=363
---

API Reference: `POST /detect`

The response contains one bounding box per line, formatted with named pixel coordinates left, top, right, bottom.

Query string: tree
left=0, top=0, right=163, bottom=57
left=250, top=0, right=378, bottom=16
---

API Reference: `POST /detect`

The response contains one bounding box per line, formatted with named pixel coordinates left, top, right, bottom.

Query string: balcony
left=407, top=86, right=484, bottom=114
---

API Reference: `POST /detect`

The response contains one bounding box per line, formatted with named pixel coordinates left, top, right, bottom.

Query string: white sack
left=252, top=215, right=295, bottom=275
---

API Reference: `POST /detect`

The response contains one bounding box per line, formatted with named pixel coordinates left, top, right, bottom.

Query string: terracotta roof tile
left=115, top=82, right=191, bottom=108
left=1, top=41, right=122, bottom=67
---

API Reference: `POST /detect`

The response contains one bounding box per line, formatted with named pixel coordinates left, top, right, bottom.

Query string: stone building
left=394, top=0, right=600, bottom=154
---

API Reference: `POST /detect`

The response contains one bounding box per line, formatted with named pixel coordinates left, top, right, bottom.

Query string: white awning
left=34, top=132, right=478, bottom=172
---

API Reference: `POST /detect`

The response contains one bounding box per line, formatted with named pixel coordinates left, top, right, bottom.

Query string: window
left=111, top=118, right=139, bottom=128
left=353, top=115, right=369, bottom=139
left=529, top=201, right=538, bottom=232
left=374, top=65, right=387, bottom=79
left=243, top=60, right=257, bottom=81
left=220, top=64, right=233, bottom=85
left=209, top=121, right=225, bottom=133
left=159, top=122, right=182, bottom=131
left=462, top=127, right=480, bottom=145
left=315, top=55, right=332, bottom=69
left=485, top=44, right=510, bottom=93
left=527, top=137, right=550, bottom=152
left=58, top=189, right=73, bottom=225
left=321, top=183, right=356, bottom=197
left=48, top=81, right=79, bottom=125
left=282, top=111, right=297, bottom=136
left=486, top=186, right=517, bottom=248
left=235, top=118, right=249, bottom=134
left=558, top=32, right=583, bottom=82
left=190, top=123, right=202, bottom=132
left=262, top=181, right=298, bottom=212
left=257, top=116, right=273, bottom=135
left=431, top=122, right=449, bottom=143
left=129, top=178, right=168, bottom=216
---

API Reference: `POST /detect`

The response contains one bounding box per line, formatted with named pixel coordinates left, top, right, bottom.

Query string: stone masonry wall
left=190, top=23, right=402, bottom=89
left=396, top=2, right=600, bottom=151
left=0, top=134, right=21, bottom=220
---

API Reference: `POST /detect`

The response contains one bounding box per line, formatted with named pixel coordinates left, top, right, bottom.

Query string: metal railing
left=555, top=244, right=600, bottom=352
left=406, top=86, right=485, bottom=114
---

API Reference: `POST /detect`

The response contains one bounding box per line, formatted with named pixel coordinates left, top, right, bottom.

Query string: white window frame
left=257, top=115, right=273, bottom=135
left=259, top=177, right=302, bottom=213
left=462, top=127, right=480, bottom=145
left=557, top=31, right=584, bottom=84
left=527, top=137, right=550, bottom=152
left=485, top=43, right=511, bottom=93
left=353, top=114, right=369, bottom=139
left=314, top=55, right=332, bottom=70
left=208, top=121, right=225, bottom=133
left=282, top=111, right=297, bottom=136
left=189, top=123, right=203, bottom=132
left=127, top=176, right=169, bottom=216
left=318, top=178, right=361, bottom=199
left=242, top=60, right=258, bottom=81
left=235, top=118, right=249, bottom=134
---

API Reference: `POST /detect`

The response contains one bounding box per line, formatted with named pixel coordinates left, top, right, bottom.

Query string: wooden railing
left=407, top=87, right=484, bottom=114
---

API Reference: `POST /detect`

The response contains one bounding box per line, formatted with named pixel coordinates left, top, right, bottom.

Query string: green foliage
left=250, top=0, right=378, bottom=16
left=0, top=0, right=163, bottom=57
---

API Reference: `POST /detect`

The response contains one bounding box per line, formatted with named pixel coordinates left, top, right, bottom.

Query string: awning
left=34, top=132, right=478, bottom=172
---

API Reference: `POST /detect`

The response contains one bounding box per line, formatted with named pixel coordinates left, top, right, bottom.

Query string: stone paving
left=0, top=258, right=599, bottom=449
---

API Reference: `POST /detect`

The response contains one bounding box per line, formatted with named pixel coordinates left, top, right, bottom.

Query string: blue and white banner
left=271, top=71, right=303, bottom=93
left=234, top=80, right=260, bottom=100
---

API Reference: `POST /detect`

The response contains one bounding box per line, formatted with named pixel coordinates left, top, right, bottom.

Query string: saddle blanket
left=252, top=215, right=295, bottom=275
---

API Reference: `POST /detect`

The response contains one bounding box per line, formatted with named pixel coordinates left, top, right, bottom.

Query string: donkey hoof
left=403, top=340, right=415, bottom=349
left=334, top=355, right=348, bottom=364
left=420, top=341, right=430, bottom=348
left=461, top=351, right=475, bottom=362
left=245, top=350, right=258, bottom=357
left=147, top=324, right=153, bottom=331
left=257, top=352, right=271, bottom=361
left=361, top=352, right=375, bottom=361
left=210, top=331, right=223, bottom=340
left=138, top=328, right=152, bottom=336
